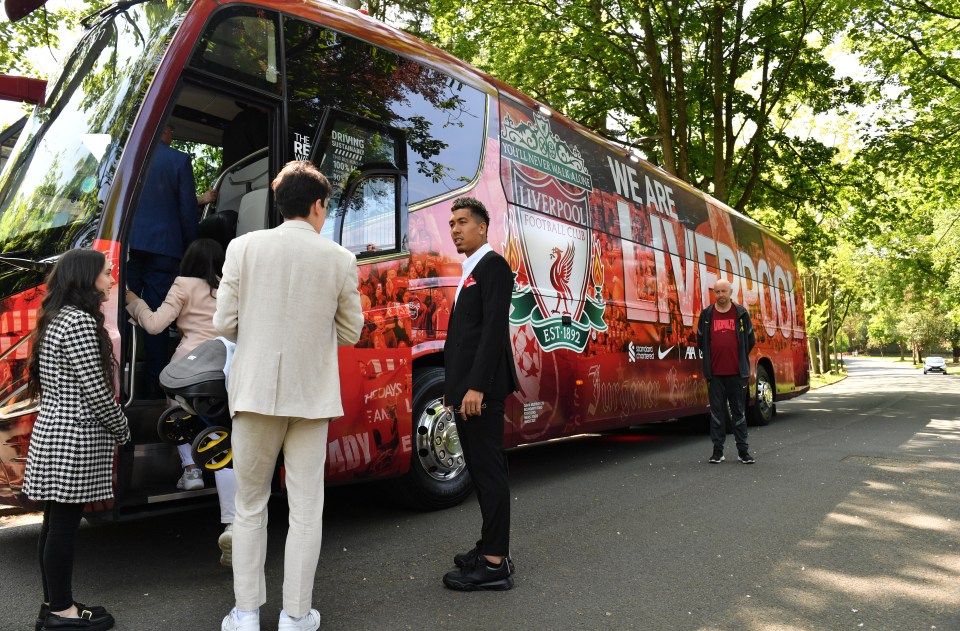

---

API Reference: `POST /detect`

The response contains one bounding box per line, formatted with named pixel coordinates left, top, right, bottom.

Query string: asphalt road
left=2, top=356, right=958, bottom=631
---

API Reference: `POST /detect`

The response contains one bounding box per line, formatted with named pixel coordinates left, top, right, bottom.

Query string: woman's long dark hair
left=179, top=238, right=224, bottom=298
left=27, top=249, right=116, bottom=398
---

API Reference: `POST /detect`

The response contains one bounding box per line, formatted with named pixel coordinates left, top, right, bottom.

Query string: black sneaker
left=37, top=604, right=109, bottom=631
left=443, top=557, right=514, bottom=591
left=454, top=541, right=515, bottom=575
left=708, top=449, right=724, bottom=464
left=738, top=451, right=755, bottom=464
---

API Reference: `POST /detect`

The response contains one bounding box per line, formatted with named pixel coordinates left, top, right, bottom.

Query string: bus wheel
left=747, top=365, right=775, bottom=426
left=396, top=367, right=473, bottom=511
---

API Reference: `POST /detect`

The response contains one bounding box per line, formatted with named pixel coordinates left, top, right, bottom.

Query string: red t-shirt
left=711, top=307, right=739, bottom=376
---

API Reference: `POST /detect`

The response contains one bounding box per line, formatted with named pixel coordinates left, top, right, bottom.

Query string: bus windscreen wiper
left=80, top=0, right=152, bottom=28
left=0, top=252, right=56, bottom=273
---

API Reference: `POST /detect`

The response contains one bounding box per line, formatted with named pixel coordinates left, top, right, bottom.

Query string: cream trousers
left=230, top=411, right=329, bottom=616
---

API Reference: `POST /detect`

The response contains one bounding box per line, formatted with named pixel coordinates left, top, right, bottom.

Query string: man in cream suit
left=215, top=161, right=363, bottom=631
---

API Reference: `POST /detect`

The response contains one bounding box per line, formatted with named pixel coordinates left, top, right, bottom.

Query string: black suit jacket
left=444, top=250, right=520, bottom=407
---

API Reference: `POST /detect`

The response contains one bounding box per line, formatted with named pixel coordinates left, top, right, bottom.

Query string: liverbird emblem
left=549, top=242, right=576, bottom=315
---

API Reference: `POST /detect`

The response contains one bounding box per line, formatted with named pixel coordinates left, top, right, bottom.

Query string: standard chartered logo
left=627, top=342, right=655, bottom=361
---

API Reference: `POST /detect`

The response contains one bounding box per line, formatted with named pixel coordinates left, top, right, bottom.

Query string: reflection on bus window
left=190, top=7, right=280, bottom=94
left=315, top=116, right=400, bottom=210
left=0, top=1, right=189, bottom=257
left=340, top=177, right=396, bottom=254
left=284, top=17, right=486, bottom=204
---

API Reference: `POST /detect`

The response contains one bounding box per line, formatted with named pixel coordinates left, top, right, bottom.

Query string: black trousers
left=708, top=375, right=749, bottom=451
left=38, top=501, right=85, bottom=611
left=454, top=396, right=510, bottom=558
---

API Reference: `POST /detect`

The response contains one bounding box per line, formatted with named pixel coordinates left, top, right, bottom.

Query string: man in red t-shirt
left=695, top=278, right=757, bottom=464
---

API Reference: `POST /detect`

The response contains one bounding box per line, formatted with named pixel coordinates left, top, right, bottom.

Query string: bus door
left=119, top=6, right=283, bottom=509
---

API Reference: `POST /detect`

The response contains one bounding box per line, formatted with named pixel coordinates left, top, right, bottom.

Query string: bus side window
left=283, top=16, right=486, bottom=205
left=339, top=175, right=399, bottom=254
left=311, top=113, right=407, bottom=256
left=190, top=7, right=280, bottom=94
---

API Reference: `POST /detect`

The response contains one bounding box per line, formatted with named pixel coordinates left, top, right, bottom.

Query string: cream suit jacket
left=213, top=220, right=363, bottom=419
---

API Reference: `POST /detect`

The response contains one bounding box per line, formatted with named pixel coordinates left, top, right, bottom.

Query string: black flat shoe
left=41, top=610, right=114, bottom=631
left=36, top=603, right=109, bottom=631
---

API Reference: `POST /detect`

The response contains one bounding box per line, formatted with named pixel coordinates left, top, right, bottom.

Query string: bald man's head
left=712, top=278, right=733, bottom=310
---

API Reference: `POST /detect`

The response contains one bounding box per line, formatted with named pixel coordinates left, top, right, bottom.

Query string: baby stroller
left=157, top=337, right=234, bottom=471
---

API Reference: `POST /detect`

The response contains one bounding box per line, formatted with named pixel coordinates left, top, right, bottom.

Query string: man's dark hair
left=272, top=161, right=332, bottom=219
left=451, top=197, right=489, bottom=228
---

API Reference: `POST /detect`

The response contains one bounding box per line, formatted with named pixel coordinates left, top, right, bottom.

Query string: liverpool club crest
left=500, top=109, right=607, bottom=352
left=505, top=210, right=607, bottom=352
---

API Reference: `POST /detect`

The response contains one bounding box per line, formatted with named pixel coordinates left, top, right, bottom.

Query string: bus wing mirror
left=4, top=0, right=47, bottom=22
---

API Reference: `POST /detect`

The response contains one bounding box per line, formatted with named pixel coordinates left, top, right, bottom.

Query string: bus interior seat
left=236, top=188, right=269, bottom=236
left=217, top=157, right=269, bottom=214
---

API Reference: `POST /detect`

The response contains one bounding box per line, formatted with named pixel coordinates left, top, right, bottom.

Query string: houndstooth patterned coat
left=23, top=306, right=130, bottom=503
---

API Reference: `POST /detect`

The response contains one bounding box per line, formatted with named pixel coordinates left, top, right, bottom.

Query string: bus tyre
left=395, top=367, right=473, bottom=511
left=747, top=365, right=775, bottom=426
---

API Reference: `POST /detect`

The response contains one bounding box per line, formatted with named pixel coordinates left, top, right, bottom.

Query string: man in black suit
left=441, top=197, right=519, bottom=591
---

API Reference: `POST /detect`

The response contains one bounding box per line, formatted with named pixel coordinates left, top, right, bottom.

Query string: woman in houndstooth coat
left=23, top=249, right=129, bottom=631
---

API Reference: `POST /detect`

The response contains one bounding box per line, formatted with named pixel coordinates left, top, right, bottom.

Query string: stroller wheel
left=157, top=405, right=200, bottom=445
left=192, top=426, right=232, bottom=470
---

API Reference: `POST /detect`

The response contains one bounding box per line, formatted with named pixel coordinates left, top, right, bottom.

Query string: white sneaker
left=218, top=524, right=233, bottom=568
left=177, top=468, right=204, bottom=491
left=222, top=608, right=260, bottom=631
left=278, top=609, right=321, bottom=631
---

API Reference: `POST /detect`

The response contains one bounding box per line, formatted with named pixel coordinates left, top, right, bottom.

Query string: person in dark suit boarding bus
left=441, top=197, right=520, bottom=592
left=127, top=123, right=210, bottom=397
left=24, top=249, right=130, bottom=631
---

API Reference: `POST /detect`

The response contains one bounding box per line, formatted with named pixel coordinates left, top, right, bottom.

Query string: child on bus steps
left=124, top=238, right=238, bottom=567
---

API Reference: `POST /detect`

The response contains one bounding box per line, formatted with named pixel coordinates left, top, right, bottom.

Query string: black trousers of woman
left=38, top=500, right=85, bottom=612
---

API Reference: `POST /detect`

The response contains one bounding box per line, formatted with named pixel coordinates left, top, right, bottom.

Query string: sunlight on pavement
left=709, top=411, right=960, bottom=630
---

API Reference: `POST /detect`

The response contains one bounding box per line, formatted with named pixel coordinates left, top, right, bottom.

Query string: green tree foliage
left=431, top=0, right=860, bottom=218
left=838, top=1, right=960, bottom=354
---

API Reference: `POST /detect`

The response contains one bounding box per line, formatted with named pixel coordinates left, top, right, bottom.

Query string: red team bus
left=0, top=0, right=808, bottom=516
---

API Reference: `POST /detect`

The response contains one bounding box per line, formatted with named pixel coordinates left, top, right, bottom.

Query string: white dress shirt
left=455, top=243, right=493, bottom=305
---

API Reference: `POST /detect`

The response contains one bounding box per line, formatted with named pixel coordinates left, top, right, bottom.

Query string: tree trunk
left=710, top=0, right=726, bottom=201
left=640, top=6, right=676, bottom=175
left=829, top=292, right=836, bottom=372
left=666, top=5, right=689, bottom=181
left=808, top=336, right=820, bottom=375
